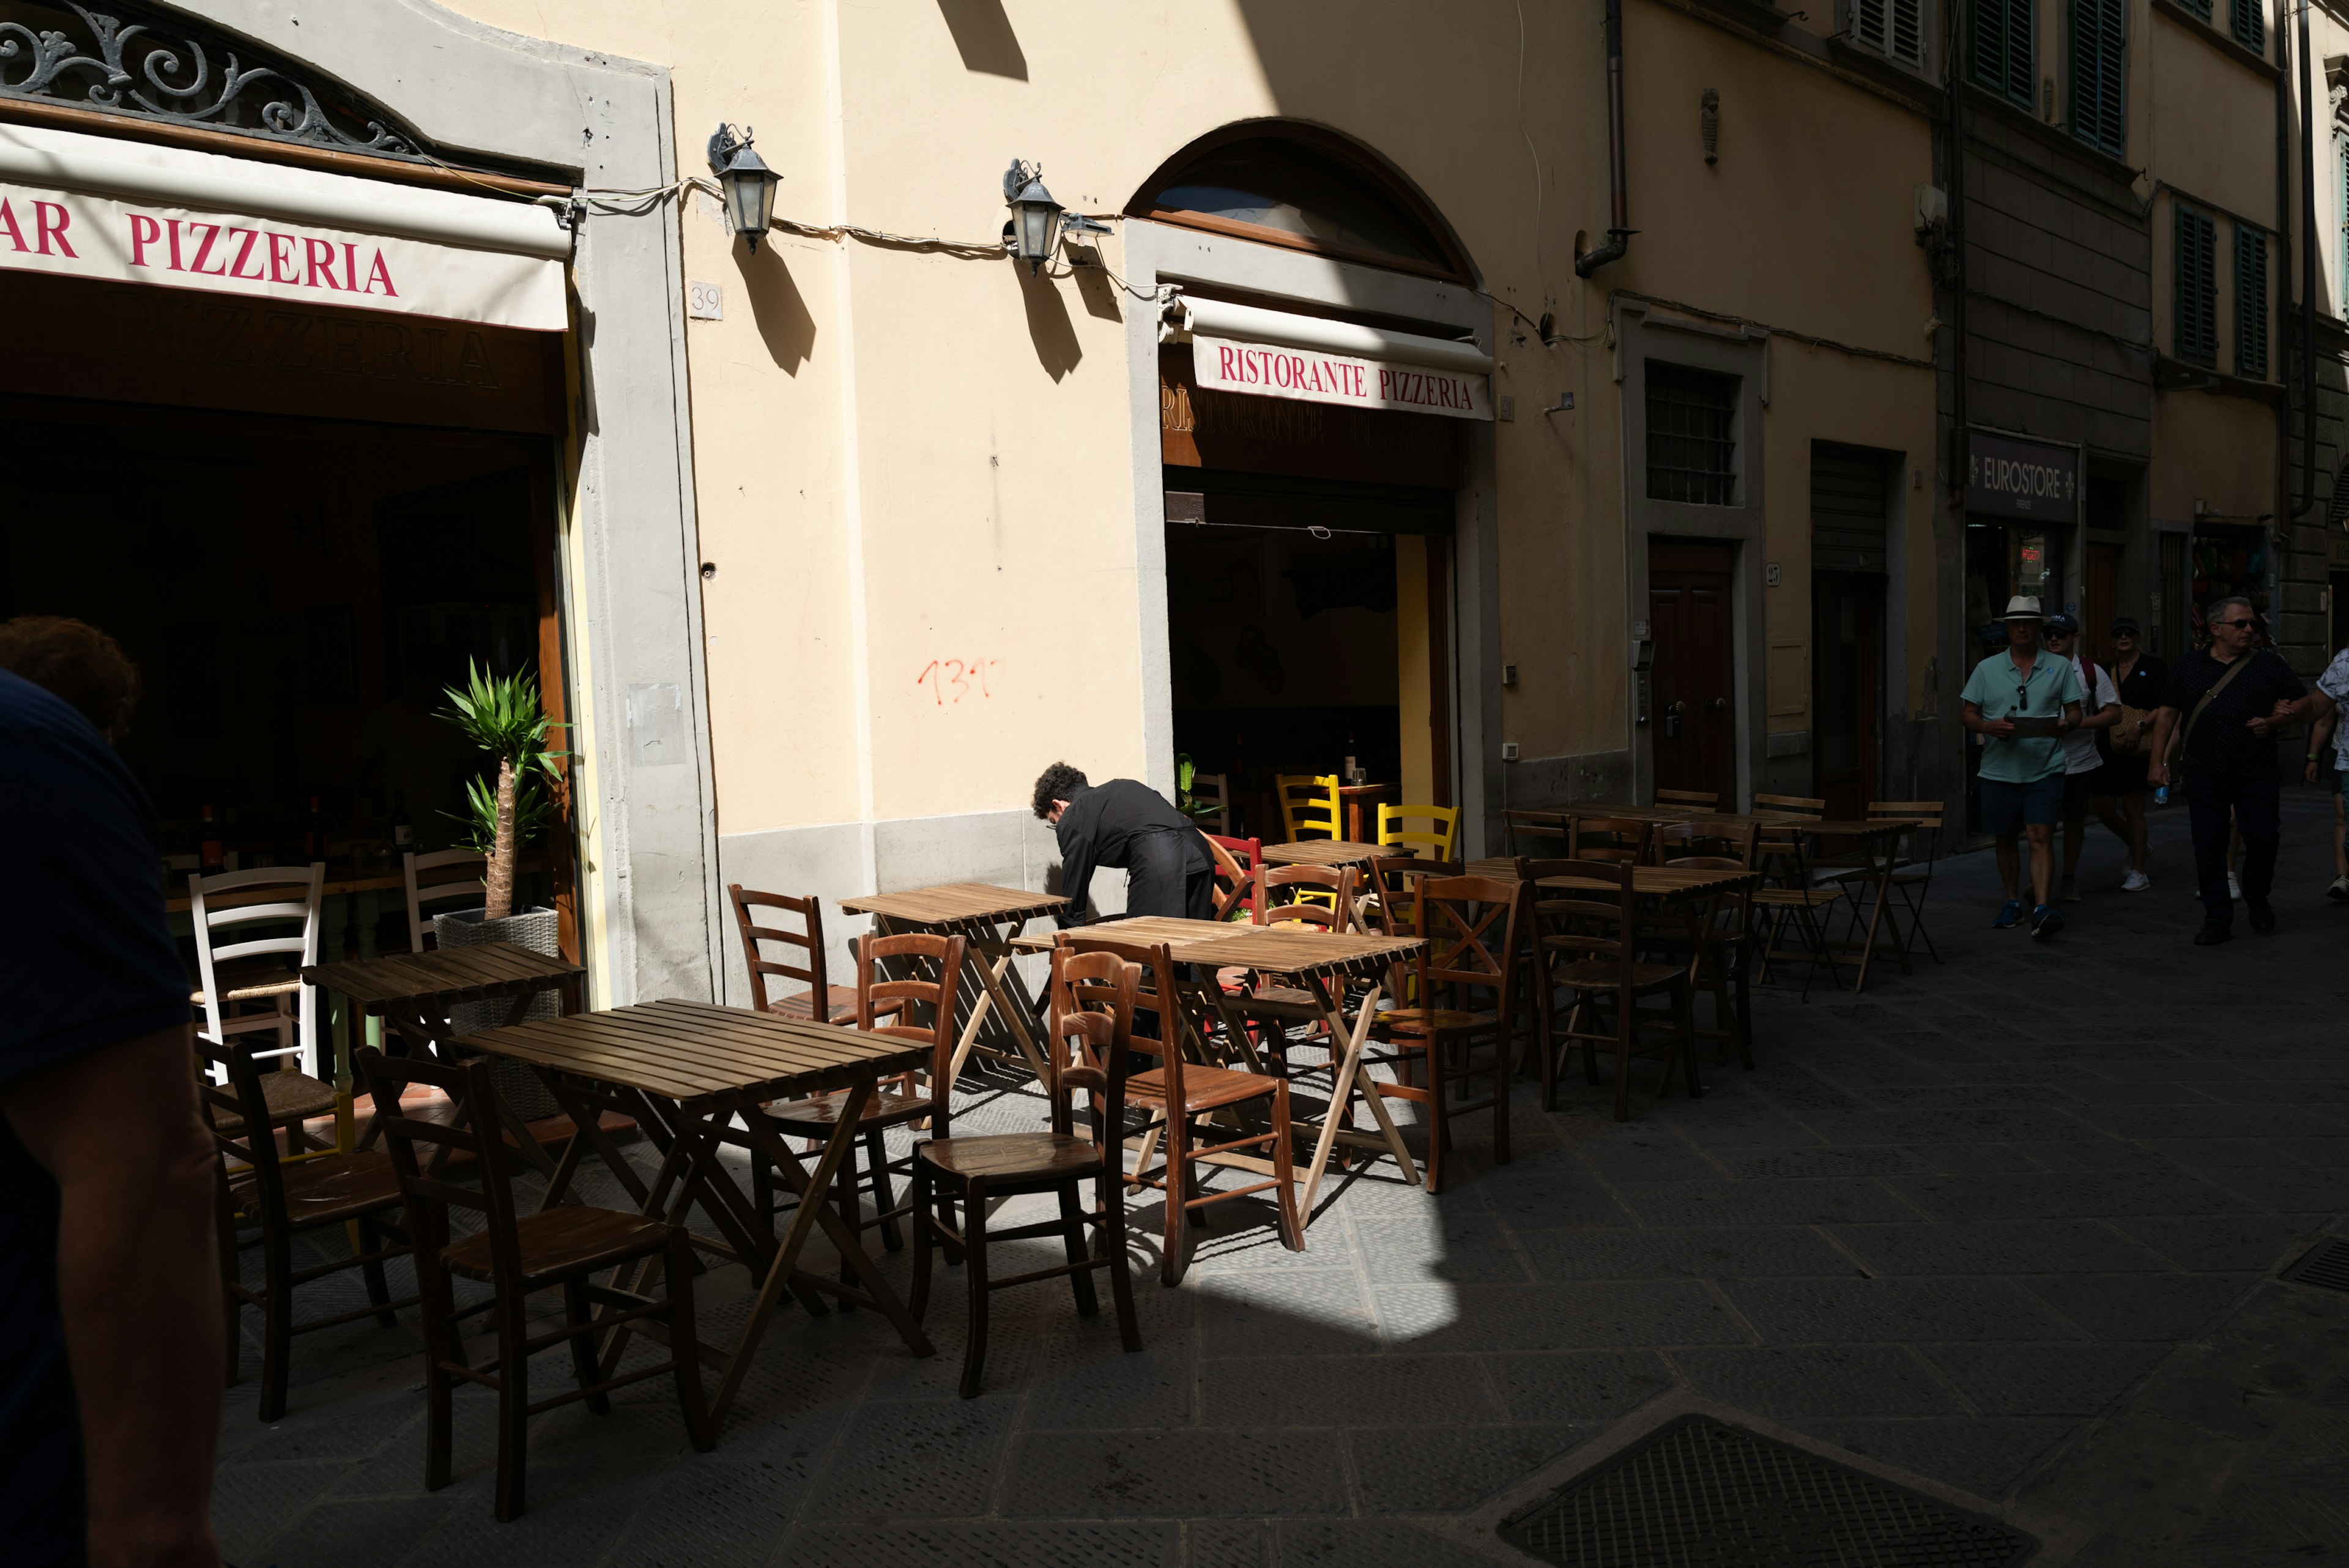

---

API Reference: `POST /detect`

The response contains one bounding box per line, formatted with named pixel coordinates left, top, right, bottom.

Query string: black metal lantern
left=1003, top=159, right=1064, bottom=274
left=708, top=124, right=781, bottom=251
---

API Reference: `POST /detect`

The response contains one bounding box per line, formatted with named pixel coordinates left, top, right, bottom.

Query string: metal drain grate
left=1499, top=1414, right=2037, bottom=1567
left=2282, top=1238, right=2349, bottom=1294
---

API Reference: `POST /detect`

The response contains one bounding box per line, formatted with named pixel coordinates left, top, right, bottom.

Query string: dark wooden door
left=2085, top=542, right=2122, bottom=666
left=1649, top=540, right=1737, bottom=804
left=1811, top=573, right=1881, bottom=819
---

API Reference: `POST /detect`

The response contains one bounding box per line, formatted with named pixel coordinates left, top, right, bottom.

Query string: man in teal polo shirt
left=1960, top=596, right=2085, bottom=938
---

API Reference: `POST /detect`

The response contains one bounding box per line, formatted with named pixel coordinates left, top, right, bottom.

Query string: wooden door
left=1811, top=573, right=1881, bottom=819
left=1649, top=540, right=1737, bottom=804
left=2085, top=542, right=2122, bottom=666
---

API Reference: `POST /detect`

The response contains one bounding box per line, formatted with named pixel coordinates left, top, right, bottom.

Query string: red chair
left=1204, top=833, right=1262, bottom=920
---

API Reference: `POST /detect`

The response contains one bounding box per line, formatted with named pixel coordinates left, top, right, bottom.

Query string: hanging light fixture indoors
left=708, top=124, right=781, bottom=251
left=1002, top=158, right=1064, bottom=274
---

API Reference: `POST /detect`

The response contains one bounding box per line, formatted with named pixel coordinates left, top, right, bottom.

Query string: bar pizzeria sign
left=1191, top=337, right=1492, bottom=422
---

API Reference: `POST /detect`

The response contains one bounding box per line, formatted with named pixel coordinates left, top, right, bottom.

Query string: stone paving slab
left=210, top=790, right=2349, bottom=1564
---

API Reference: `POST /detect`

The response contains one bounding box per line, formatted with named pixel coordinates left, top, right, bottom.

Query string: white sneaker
left=2229, top=873, right=2243, bottom=901
left=2121, top=871, right=2151, bottom=893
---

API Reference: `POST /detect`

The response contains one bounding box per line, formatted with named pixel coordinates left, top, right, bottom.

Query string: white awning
left=1162, top=292, right=1493, bottom=422
left=0, top=122, right=570, bottom=331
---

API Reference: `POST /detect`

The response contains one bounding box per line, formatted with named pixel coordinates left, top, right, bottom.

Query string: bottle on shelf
left=303, top=794, right=326, bottom=861
left=199, top=804, right=224, bottom=874
left=391, top=789, right=415, bottom=851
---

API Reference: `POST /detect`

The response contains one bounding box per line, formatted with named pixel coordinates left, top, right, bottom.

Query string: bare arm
left=2250, top=688, right=2334, bottom=738
left=2311, top=704, right=2340, bottom=785
left=1, top=1024, right=222, bottom=1568
left=2146, top=705, right=2182, bottom=787
left=2079, top=696, right=2120, bottom=730
left=1961, top=699, right=2014, bottom=740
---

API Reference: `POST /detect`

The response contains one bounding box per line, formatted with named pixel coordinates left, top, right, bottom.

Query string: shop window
left=2235, top=225, right=2269, bottom=380
left=1646, top=363, right=1739, bottom=506
left=2069, top=0, right=2126, bottom=157
left=2230, top=0, right=2263, bottom=53
left=2175, top=205, right=2218, bottom=367
left=1848, top=0, right=1928, bottom=67
left=1130, top=126, right=1469, bottom=281
left=1969, top=0, right=2033, bottom=109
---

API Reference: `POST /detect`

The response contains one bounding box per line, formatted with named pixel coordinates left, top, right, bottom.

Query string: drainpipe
left=1575, top=0, right=1633, bottom=276
left=2293, top=1, right=2319, bottom=520
left=2279, top=17, right=2295, bottom=527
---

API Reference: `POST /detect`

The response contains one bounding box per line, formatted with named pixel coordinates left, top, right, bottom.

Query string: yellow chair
left=1276, top=773, right=1342, bottom=842
left=1377, top=803, right=1460, bottom=861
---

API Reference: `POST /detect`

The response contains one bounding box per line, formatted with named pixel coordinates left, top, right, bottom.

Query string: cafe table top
left=302, top=940, right=580, bottom=1014
left=454, top=998, right=927, bottom=1109
left=836, top=882, right=1069, bottom=927
left=1260, top=839, right=1389, bottom=868
left=1010, top=917, right=1425, bottom=978
left=1465, top=858, right=1763, bottom=898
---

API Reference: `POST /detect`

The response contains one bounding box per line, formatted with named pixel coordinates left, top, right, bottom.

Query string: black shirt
left=1051, top=779, right=1204, bottom=927
left=2112, top=652, right=2167, bottom=712
left=0, top=670, right=193, bottom=1566
left=2157, top=647, right=2307, bottom=781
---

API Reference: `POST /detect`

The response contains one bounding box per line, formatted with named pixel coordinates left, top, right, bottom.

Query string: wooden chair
left=1502, top=808, right=1570, bottom=856
left=757, top=931, right=965, bottom=1290
left=1228, top=864, right=1357, bottom=1066
left=356, top=1048, right=712, bottom=1522
left=908, top=946, right=1143, bottom=1397
left=1653, top=787, right=1721, bottom=812
left=1376, top=802, right=1461, bottom=862
left=1204, top=833, right=1263, bottom=921
left=1658, top=818, right=1762, bottom=1068
left=725, top=884, right=892, bottom=1024
left=190, top=863, right=336, bottom=1149
left=1358, top=853, right=1460, bottom=940
left=1523, top=857, right=1700, bottom=1121
left=1568, top=816, right=1655, bottom=866
left=1753, top=792, right=1826, bottom=819
left=403, top=849, right=487, bottom=952
left=1276, top=773, right=1342, bottom=841
left=1831, top=801, right=1946, bottom=964
left=1186, top=771, right=1231, bottom=835
left=201, top=1035, right=414, bottom=1422
left=1368, top=875, right=1526, bottom=1192
left=1750, top=822, right=1844, bottom=998
left=1063, top=935, right=1301, bottom=1284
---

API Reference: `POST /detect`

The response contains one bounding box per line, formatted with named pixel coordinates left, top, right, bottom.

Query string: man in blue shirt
left=1959, top=597, right=2084, bottom=938
left=0, top=619, right=223, bottom=1568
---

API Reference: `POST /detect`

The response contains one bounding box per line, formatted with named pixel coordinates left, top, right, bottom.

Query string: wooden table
left=302, top=941, right=582, bottom=1162
left=458, top=999, right=935, bottom=1427
left=1014, top=918, right=1428, bottom=1224
left=1260, top=839, right=1389, bottom=869
left=1338, top=782, right=1399, bottom=844
left=837, top=883, right=1066, bottom=1085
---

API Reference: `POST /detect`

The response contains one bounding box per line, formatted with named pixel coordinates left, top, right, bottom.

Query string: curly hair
left=1031, top=761, right=1088, bottom=819
left=0, top=616, right=141, bottom=741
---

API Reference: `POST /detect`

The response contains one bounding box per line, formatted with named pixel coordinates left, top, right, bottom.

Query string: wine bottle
left=392, top=790, right=415, bottom=850
left=199, top=804, right=224, bottom=874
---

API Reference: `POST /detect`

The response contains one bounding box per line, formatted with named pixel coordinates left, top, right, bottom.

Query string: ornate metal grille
left=1646, top=362, right=1739, bottom=506
left=0, top=0, right=427, bottom=161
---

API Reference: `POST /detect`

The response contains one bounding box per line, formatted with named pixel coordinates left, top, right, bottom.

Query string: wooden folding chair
left=403, top=849, right=488, bottom=953
left=1653, top=787, right=1721, bottom=812
left=725, top=883, right=891, bottom=1024
left=1368, top=875, right=1526, bottom=1191
left=1204, top=833, right=1263, bottom=921
left=1750, top=821, right=1844, bottom=998
left=1523, top=858, right=1701, bottom=1121
left=1568, top=816, right=1655, bottom=866
left=1752, top=792, right=1825, bottom=819
left=1833, top=801, right=1946, bottom=964
left=1658, top=818, right=1762, bottom=1067
left=1501, top=809, right=1570, bottom=856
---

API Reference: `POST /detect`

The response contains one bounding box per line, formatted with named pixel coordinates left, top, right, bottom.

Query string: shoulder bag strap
left=2178, top=652, right=2256, bottom=752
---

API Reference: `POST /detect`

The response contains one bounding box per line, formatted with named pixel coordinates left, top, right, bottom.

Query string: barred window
left=1646, top=363, right=1739, bottom=506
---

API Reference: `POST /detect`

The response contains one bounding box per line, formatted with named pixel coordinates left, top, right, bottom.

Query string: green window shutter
left=2071, top=0, right=2126, bottom=157
left=2235, top=226, right=2268, bottom=379
left=2180, top=0, right=2211, bottom=17
left=2176, top=207, right=2216, bottom=366
left=1971, top=0, right=2034, bottom=108
left=2230, top=0, right=2263, bottom=53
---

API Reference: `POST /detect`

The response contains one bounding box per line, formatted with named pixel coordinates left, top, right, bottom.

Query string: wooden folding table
left=837, top=883, right=1066, bottom=1084
left=459, top=998, right=935, bottom=1426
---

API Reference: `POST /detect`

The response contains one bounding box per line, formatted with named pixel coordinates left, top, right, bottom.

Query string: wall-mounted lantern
left=708, top=124, right=781, bottom=251
left=1002, top=159, right=1064, bottom=274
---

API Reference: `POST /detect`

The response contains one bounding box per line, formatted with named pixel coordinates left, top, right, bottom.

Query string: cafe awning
left=0, top=122, right=570, bottom=332
left=1160, top=292, right=1494, bottom=422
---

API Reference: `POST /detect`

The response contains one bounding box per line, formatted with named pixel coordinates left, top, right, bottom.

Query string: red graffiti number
left=916, top=656, right=999, bottom=705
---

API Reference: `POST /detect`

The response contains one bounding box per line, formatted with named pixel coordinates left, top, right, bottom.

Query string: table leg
left=1850, top=839, right=1904, bottom=992
left=1294, top=978, right=1416, bottom=1222
left=963, top=932, right=1051, bottom=1081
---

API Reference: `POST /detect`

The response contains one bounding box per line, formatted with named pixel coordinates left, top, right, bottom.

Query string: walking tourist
left=1033, top=761, right=1214, bottom=924
left=2145, top=596, right=2332, bottom=943
left=1960, top=596, right=2084, bottom=938
left=0, top=619, right=224, bottom=1568
left=2041, top=613, right=2121, bottom=902
left=2311, top=637, right=2349, bottom=901
left=2098, top=617, right=2165, bottom=890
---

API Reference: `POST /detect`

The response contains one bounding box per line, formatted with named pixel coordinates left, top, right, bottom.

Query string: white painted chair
left=189, top=862, right=335, bottom=1146
left=403, top=849, right=489, bottom=953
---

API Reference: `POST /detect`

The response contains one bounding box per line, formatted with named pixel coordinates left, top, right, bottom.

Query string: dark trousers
left=1124, top=828, right=1214, bottom=921
left=2184, top=770, right=2280, bottom=927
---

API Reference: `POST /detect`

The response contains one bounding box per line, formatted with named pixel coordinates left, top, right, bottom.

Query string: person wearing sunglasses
left=2098, top=617, right=2166, bottom=891
left=2145, top=596, right=2334, bottom=943
left=1960, top=595, right=2084, bottom=938
left=2039, top=614, right=2123, bottom=903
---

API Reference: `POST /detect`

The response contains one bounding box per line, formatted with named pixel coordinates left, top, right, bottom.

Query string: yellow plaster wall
left=2150, top=390, right=2276, bottom=521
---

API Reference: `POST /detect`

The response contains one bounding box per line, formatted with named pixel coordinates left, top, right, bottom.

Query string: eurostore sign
left=1966, top=429, right=2079, bottom=524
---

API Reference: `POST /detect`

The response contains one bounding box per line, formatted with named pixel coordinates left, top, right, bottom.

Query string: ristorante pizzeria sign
left=1190, top=336, right=1492, bottom=422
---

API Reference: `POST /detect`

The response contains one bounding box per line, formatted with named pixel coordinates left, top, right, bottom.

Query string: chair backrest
left=188, top=862, right=325, bottom=1069
left=357, top=1046, right=521, bottom=1282
left=1414, top=875, right=1530, bottom=1019
left=1275, top=773, right=1341, bottom=841
left=1753, top=819, right=1816, bottom=885
left=853, top=930, right=967, bottom=1128
left=195, top=1033, right=291, bottom=1211
left=1516, top=856, right=1638, bottom=979
left=1868, top=798, right=1944, bottom=864
left=725, top=883, right=828, bottom=1015
left=1361, top=855, right=1461, bottom=937
left=1568, top=816, right=1653, bottom=866
left=1376, top=802, right=1461, bottom=861
left=1501, top=808, right=1569, bottom=856
left=1042, top=945, right=1140, bottom=1138
left=1653, top=787, right=1721, bottom=812
left=1253, top=863, right=1355, bottom=933
left=1186, top=772, right=1231, bottom=835
left=1204, top=833, right=1261, bottom=921
left=1657, top=818, right=1759, bottom=867
left=1058, top=934, right=1184, bottom=1109
left=1753, top=792, right=1825, bottom=819
left=404, top=849, right=488, bottom=953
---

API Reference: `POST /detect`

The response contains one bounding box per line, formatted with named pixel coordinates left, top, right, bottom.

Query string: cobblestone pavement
left=212, top=791, right=2349, bottom=1566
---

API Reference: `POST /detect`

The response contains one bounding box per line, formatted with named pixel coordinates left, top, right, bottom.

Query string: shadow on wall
left=741, top=243, right=818, bottom=373
left=1020, top=263, right=1083, bottom=381
left=937, top=0, right=1028, bottom=79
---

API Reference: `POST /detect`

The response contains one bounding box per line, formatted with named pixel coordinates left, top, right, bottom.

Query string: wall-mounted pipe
left=2293, top=1, right=2320, bottom=518
left=1574, top=0, right=1633, bottom=277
